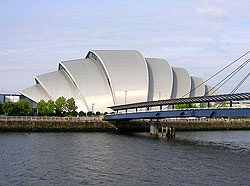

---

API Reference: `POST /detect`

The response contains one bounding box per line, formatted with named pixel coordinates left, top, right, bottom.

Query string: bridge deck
left=104, top=108, right=250, bottom=121
left=108, top=92, right=250, bottom=111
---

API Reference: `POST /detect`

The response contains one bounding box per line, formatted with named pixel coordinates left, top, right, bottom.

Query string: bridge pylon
left=150, top=121, right=159, bottom=135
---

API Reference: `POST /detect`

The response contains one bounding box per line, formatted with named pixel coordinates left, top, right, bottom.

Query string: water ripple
left=0, top=131, right=250, bottom=185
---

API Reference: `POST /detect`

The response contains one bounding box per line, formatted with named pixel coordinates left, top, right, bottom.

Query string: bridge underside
left=104, top=108, right=250, bottom=121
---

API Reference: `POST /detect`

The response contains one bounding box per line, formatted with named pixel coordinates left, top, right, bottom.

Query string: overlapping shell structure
left=21, top=50, right=218, bottom=112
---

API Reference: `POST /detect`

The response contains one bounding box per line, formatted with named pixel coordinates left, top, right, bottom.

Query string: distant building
left=0, top=93, right=36, bottom=108
left=0, top=93, right=21, bottom=103
left=225, top=101, right=250, bottom=108
left=21, top=50, right=218, bottom=112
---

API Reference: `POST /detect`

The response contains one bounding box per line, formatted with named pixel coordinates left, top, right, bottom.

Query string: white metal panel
left=146, top=58, right=173, bottom=101
left=171, top=67, right=191, bottom=98
left=86, top=50, right=149, bottom=105
left=20, top=84, right=50, bottom=103
left=205, top=85, right=219, bottom=96
left=60, top=58, right=113, bottom=112
left=35, top=70, right=86, bottom=111
left=190, top=76, right=205, bottom=97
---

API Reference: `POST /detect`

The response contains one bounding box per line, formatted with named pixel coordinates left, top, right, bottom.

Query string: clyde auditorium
left=21, top=50, right=218, bottom=112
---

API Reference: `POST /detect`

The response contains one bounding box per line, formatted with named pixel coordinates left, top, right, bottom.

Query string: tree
left=36, top=100, right=48, bottom=116
left=66, top=97, right=78, bottom=113
left=199, top=103, right=205, bottom=108
left=2, top=102, right=18, bottom=116
left=1, top=101, right=32, bottom=116
left=78, top=111, right=86, bottom=117
left=87, top=111, right=93, bottom=116
left=69, top=111, right=78, bottom=117
left=55, top=96, right=66, bottom=115
left=174, top=104, right=197, bottom=109
left=47, top=100, right=56, bottom=115
left=220, top=102, right=228, bottom=108
left=95, top=111, right=101, bottom=115
left=0, top=103, right=3, bottom=115
left=37, top=99, right=56, bottom=116
left=16, top=100, right=30, bottom=115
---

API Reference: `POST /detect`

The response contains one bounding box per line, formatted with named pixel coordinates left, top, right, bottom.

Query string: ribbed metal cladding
left=108, top=92, right=250, bottom=111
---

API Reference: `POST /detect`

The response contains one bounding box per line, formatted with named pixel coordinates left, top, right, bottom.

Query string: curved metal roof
left=171, top=67, right=191, bottom=98
left=205, top=85, right=218, bottom=96
left=20, top=84, right=50, bottom=103
left=60, top=58, right=113, bottom=112
left=35, top=69, right=86, bottom=111
left=190, top=76, right=205, bottom=97
left=86, top=50, right=149, bottom=105
left=146, top=58, right=173, bottom=101
left=21, top=50, right=219, bottom=113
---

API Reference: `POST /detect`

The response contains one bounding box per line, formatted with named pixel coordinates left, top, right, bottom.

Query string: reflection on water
left=176, top=131, right=250, bottom=151
left=0, top=131, right=250, bottom=186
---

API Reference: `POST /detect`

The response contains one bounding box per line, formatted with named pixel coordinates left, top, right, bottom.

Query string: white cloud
left=195, top=7, right=227, bottom=18
left=1, top=0, right=250, bottom=93
left=195, top=1, right=229, bottom=18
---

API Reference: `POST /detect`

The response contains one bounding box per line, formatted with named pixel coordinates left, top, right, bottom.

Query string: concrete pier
left=150, top=122, right=159, bottom=135
left=161, top=126, right=176, bottom=138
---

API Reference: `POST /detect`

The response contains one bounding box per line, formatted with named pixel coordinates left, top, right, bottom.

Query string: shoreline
left=0, top=120, right=116, bottom=132
left=1, top=119, right=250, bottom=132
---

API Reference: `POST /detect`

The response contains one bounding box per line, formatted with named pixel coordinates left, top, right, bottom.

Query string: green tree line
left=174, top=103, right=215, bottom=109
left=0, top=100, right=32, bottom=116
left=0, top=96, right=109, bottom=116
left=37, top=96, right=78, bottom=116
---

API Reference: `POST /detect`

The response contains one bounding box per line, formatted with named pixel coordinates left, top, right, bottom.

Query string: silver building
left=21, top=50, right=218, bottom=112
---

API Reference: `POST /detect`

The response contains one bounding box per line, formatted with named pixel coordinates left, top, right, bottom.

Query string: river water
left=0, top=131, right=250, bottom=186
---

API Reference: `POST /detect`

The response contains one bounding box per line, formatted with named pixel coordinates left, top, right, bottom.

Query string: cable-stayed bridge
left=104, top=51, right=250, bottom=136
left=104, top=92, right=250, bottom=121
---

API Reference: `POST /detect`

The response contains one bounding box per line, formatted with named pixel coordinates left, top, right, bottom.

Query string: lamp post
left=125, top=90, right=127, bottom=104
left=92, top=103, right=95, bottom=114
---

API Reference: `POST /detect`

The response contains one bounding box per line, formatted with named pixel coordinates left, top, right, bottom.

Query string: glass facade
left=0, top=94, right=20, bottom=104
left=0, top=95, right=4, bottom=104
left=5, top=95, right=20, bottom=102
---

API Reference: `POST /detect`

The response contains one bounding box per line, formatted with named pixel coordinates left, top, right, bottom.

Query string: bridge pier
left=150, top=121, right=159, bottom=135
left=161, top=127, right=176, bottom=138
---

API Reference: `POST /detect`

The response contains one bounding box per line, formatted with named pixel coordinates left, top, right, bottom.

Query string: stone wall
left=0, top=120, right=116, bottom=132
left=1, top=119, right=250, bottom=132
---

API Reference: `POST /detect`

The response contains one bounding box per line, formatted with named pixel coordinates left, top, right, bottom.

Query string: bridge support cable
left=181, top=50, right=250, bottom=98
left=108, top=92, right=250, bottom=112
left=230, top=72, right=250, bottom=94
left=217, top=72, right=250, bottom=108
left=209, top=58, right=250, bottom=96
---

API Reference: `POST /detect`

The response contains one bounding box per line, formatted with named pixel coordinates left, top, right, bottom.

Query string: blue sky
left=1, top=0, right=250, bottom=94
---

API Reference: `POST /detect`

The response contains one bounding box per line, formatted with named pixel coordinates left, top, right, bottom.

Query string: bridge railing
left=113, top=106, right=250, bottom=115
left=134, top=117, right=250, bottom=122
left=165, top=118, right=250, bottom=121
left=0, top=115, right=103, bottom=121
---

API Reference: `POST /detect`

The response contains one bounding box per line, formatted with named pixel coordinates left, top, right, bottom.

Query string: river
left=0, top=131, right=250, bottom=185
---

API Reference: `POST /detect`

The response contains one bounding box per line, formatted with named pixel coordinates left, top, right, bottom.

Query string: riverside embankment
left=0, top=116, right=116, bottom=132
left=1, top=116, right=250, bottom=132
left=111, top=119, right=250, bottom=132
